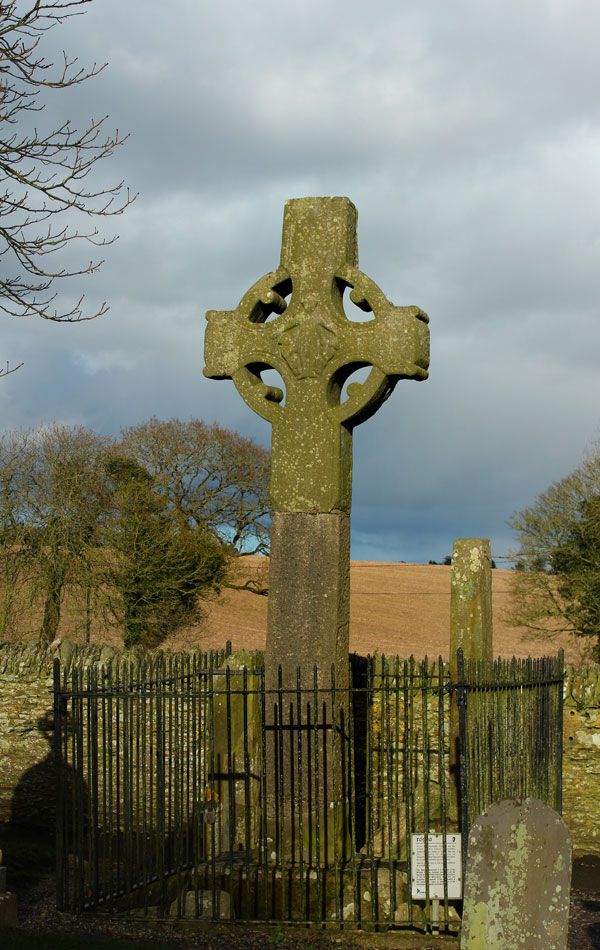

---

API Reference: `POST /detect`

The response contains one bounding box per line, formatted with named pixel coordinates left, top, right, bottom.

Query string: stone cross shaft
left=204, top=197, right=429, bottom=691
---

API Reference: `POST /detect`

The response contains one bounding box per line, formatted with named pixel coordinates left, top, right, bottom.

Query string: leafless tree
left=119, top=418, right=271, bottom=555
left=0, top=419, right=270, bottom=644
left=0, top=424, right=113, bottom=642
left=0, top=0, right=134, bottom=351
left=26, top=424, right=112, bottom=642
left=0, top=428, right=36, bottom=637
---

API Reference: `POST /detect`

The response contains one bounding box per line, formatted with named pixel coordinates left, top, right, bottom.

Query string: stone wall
left=0, top=641, right=226, bottom=827
left=0, top=642, right=598, bottom=855
left=563, top=664, right=600, bottom=856
left=0, top=641, right=66, bottom=827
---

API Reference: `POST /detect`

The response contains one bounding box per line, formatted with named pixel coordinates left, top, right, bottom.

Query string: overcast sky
left=3, top=0, right=600, bottom=562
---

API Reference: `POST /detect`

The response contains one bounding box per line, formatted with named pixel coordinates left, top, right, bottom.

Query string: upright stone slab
left=460, top=798, right=571, bottom=950
left=211, top=651, right=263, bottom=856
left=204, top=196, right=429, bottom=692
left=449, top=538, right=493, bottom=818
left=450, top=538, right=493, bottom=670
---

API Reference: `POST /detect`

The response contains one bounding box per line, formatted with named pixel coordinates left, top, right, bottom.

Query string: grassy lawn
left=0, top=929, right=459, bottom=950
left=0, top=825, right=54, bottom=893
left=0, top=933, right=173, bottom=950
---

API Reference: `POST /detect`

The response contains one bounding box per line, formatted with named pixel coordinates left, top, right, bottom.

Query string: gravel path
left=9, top=874, right=600, bottom=949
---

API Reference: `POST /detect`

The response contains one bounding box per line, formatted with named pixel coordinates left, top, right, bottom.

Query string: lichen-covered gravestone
left=204, top=196, right=429, bottom=692
left=460, top=798, right=571, bottom=950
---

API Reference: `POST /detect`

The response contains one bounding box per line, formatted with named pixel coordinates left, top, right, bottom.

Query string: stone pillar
left=265, top=512, right=351, bottom=865
left=449, top=538, right=493, bottom=825
left=450, top=537, right=493, bottom=672
left=211, top=650, right=263, bottom=857
left=265, top=512, right=350, bottom=694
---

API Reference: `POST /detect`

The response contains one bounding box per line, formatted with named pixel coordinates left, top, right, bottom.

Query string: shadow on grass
left=0, top=824, right=54, bottom=894
left=0, top=932, right=174, bottom=950
left=572, top=854, right=600, bottom=893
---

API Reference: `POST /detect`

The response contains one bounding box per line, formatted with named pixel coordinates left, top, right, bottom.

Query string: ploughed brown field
left=7, top=557, right=584, bottom=663
left=167, top=557, right=585, bottom=664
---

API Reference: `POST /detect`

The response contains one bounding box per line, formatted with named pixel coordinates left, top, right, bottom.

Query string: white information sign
left=410, top=833, right=462, bottom=900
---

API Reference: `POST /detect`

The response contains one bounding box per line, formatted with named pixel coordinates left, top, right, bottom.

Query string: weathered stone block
left=212, top=650, right=264, bottom=856
left=170, top=888, right=232, bottom=919
left=0, top=892, right=17, bottom=927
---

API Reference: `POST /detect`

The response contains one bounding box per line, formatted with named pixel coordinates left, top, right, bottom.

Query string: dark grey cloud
left=2, top=0, right=600, bottom=561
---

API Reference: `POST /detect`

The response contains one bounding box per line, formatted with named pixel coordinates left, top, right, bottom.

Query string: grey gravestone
left=460, top=798, right=571, bottom=950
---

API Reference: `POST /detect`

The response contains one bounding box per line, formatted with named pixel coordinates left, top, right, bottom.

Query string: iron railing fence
left=54, top=650, right=564, bottom=933
left=456, top=649, right=564, bottom=851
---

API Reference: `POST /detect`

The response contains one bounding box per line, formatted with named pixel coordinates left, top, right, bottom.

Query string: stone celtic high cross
left=204, top=197, right=429, bottom=690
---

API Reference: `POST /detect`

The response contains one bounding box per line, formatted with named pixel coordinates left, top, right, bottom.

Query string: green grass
left=0, top=931, right=174, bottom=950
left=0, top=825, right=54, bottom=892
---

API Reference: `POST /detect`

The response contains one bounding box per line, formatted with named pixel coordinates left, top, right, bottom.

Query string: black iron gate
left=54, top=649, right=564, bottom=931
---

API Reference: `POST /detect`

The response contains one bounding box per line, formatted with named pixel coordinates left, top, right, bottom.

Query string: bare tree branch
left=119, top=418, right=272, bottom=558
left=0, top=358, right=24, bottom=375
left=0, top=0, right=135, bottom=338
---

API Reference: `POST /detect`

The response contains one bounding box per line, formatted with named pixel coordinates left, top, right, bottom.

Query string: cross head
left=204, top=197, right=429, bottom=512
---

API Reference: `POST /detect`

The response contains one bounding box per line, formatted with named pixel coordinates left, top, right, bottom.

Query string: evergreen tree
left=103, top=457, right=226, bottom=648
left=552, top=497, right=600, bottom=656
left=509, top=447, right=600, bottom=657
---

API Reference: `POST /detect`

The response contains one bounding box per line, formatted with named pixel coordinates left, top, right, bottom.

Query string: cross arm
left=203, top=268, right=289, bottom=378
left=331, top=304, right=430, bottom=380
left=203, top=269, right=292, bottom=423
left=329, top=265, right=430, bottom=426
